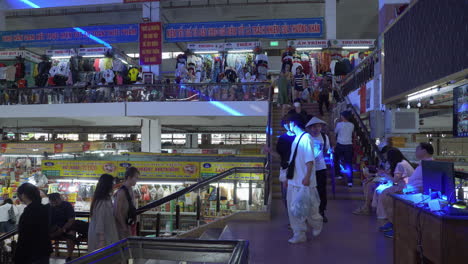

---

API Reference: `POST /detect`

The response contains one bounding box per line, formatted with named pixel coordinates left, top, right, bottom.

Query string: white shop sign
left=78, top=47, right=110, bottom=56
left=46, top=49, right=76, bottom=57
left=0, top=50, right=24, bottom=59
left=330, top=39, right=375, bottom=47
left=187, top=43, right=225, bottom=51
left=287, top=39, right=328, bottom=48
left=224, top=42, right=260, bottom=50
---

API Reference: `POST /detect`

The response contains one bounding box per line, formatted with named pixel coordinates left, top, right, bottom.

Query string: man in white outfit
left=286, top=113, right=323, bottom=244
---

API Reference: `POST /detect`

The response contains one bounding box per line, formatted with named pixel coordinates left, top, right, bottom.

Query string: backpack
left=8, top=205, right=16, bottom=224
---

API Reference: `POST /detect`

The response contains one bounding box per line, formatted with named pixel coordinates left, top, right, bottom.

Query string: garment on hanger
left=128, top=68, right=139, bottom=82
left=103, top=69, right=115, bottom=83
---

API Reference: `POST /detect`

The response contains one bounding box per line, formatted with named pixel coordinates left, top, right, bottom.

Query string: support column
left=325, top=0, right=336, bottom=39
left=79, top=134, right=88, bottom=142
left=142, top=1, right=160, bottom=76
left=141, top=119, right=161, bottom=153
left=185, top=134, right=199, bottom=149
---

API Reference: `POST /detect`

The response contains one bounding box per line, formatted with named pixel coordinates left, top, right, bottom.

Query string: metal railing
left=69, top=237, right=249, bottom=264
left=0, top=82, right=271, bottom=105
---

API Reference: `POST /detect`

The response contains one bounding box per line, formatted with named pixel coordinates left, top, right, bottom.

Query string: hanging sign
left=287, top=39, right=328, bottom=48
left=139, top=22, right=162, bottom=65
left=200, top=162, right=264, bottom=180
left=77, top=47, right=110, bottom=56
left=0, top=50, right=24, bottom=60
left=187, top=43, right=225, bottom=51
left=46, top=49, right=76, bottom=57
left=42, top=160, right=119, bottom=178
left=0, top=24, right=139, bottom=49
left=116, top=161, right=200, bottom=180
left=330, top=39, right=375, bottom=48
left=165, top=18, right=323, bottom=43
left=224, top=42, right=261, bottom=50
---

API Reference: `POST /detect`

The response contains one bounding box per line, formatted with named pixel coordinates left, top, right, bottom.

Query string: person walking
left=334, top=111, right=355, bottom=187
left=88, top=174, right=119, bottom=252
left=318, top=77, right=331, bottom=116
left=306, top=117, right=331, bottom=223
left=286, top=113, right=323, bottom=244
left=0, top=199, right=18, bottom=234
left=277, top=62, right=293, bottom=116
left=114, top=167, right=140, bottom=240
left=48, top=193, right=76, bottom=262
left=15, top=183, right=52, bottom=264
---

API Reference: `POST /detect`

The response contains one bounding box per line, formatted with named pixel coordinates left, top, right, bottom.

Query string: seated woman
left=372, top=148, right=415, bottom=234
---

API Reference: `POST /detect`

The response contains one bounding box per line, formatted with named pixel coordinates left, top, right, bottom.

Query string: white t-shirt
left=288, top=132, right=316, bottom=187
left=405, top=158, right=433, bottom=193
left=312, top=133, right=330, bottom=171
left=103, top=69, right=115, bottom=83
left=0, top=203, right=18, bottom=222
left=335, top=122, right=354, bottom=145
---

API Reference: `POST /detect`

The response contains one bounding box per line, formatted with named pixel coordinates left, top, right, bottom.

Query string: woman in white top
left=0, top=199, right=19, bottom=234
left=333, top=111, right=355, bottom=187
left=373, top=148, right=415, bottom=220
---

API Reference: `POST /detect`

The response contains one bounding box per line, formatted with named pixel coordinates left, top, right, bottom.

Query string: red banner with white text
left=139, top=22, right=162, bottom=65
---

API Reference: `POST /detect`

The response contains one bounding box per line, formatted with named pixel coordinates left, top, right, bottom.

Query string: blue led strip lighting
left=20, top=0, right=40, bottom=8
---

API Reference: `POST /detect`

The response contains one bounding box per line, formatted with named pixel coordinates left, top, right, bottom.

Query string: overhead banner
left=0, top=143, right=55, bottom=154
left=116, top=161, right=199, bottom=180
left=200, top=162, right=264, bottom=181
left=287, top=39, right=328, bottom=48
left=139, top=22, right=162, bottom=65
left=0, top=24, right=139, bottom=48
left=165, top=18, right=324, bottom=42
left=42, top=160, right=119, bottom=178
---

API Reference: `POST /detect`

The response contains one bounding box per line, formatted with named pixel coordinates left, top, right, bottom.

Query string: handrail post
left=233, top=180, right=238, bottom=205
left=216, top=183, right=221, bottom=214
left=248, top=181, right=253, bottom=206
left=155, top=213, right=161, bottom=237
left=196, top=194, right=201, bottom=227
left=175, top=204, right=180, bottom=231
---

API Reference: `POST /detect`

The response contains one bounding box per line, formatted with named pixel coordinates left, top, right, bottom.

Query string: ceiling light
left=407, top=102, right=411, bottom=109
left=397, top=107, right=401, bottom=112
left=417, top=100, right=422, bottom=108
left=194, top=51, right=220, bottom=54
left=227, top=49, right=253, bottom=53
left=296, top=47, right=323, bottom=51
left=342, top=46, right=370, bottom=49
left=407, top=88, right=437, bottom=101
left=429, top=96, right=434, bottom=104
left=51, top=56, right=71, bottom=59
left=126, top=53, right=140, bottom=58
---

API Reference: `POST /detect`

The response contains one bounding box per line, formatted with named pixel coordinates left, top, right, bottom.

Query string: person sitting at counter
left=379, top=143, right=434, bottom=239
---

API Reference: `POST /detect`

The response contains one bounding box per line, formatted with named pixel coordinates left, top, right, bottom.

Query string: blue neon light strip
left=209, top=101, right=244, bottom=116
left=20, top=0, right=40, bottom=8
left=73, top=27, right=112, bottom=48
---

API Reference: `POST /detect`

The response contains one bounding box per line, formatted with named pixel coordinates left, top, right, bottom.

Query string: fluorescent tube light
left=194, top=51, right=219, bottom=54
left=296, top=47, right=323, bottom=51
left=51, top=56, right=71, bottom=59
left=342, top=46, right=370, bottom=49
left=228, top=49, right=253, bottom=53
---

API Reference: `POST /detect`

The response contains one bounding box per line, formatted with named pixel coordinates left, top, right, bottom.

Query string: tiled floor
left=221, top=199, right=393, bottom=264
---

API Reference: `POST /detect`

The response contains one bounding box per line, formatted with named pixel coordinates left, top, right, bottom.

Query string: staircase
left=270, top=102, right=364, bottom=201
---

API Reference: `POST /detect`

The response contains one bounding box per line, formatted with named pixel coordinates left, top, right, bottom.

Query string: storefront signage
left=224, top=42, right=261, bottom=50
left=186, top=43, right=225, bottom=51
left=139, top=22, right=162, bottom=65
left=200, top=162, right=264, bottom=181
left=46, top=49, right=76, bottom=57
left=165, top=18, right=323, bottom=42
left=0, top=50, right=42, bottom=63
left=123, top=0, right=159, bottom=3
left=453, top=85, right=468, bottom=137
left=117, top=161, right=199, bottom=180
left=0, top=24, right=139, bottom=48
left=42, top=160, right=120, bottom=178
left=0, top=143, right=55, bottom=154
left=77, top=47, right=110, bottom=56
left=330, top=39, right=375, bottom=47
left=287, top=39, right=328, bottom=48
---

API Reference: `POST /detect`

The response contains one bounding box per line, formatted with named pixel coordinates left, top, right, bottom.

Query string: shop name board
left=0, top=24, right=139, bottom=48
left=187, top=42, right=261, bottom=51
left=139, top=22, right=162, bottom=65
left=331, top=39, right=375, bottom=47
left=165, top=18, right=323, bottom=42
left=77, top=47, right=110, bottom=56
left=46, top=49, right=76, bottom=57
left=287, top=39, right=328, bottom=48
left=187, top=43, right=225, bottom=51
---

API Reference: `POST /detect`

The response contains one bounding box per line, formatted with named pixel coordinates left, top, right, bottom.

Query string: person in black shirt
left=48, top=193, right=76, bottom=262
left=288, top=99, right=310, bottom=125
left=15, top=183, right=52, bottom=264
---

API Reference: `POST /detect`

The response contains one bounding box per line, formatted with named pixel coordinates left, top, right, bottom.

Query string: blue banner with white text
left=164, top=18, right=323, bottom=43
left=0, top=24, right=139, bottom=48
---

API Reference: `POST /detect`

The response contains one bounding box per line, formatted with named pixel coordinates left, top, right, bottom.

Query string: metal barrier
left=69, top=237, right=249, bottom=264
left=0, top=82, right=271, bottom=105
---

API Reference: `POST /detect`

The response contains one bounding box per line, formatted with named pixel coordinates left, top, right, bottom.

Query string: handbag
left=286, top=132, right=307, bottom=180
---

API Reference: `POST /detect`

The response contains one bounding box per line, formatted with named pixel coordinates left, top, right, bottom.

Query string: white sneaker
left=313, top=226, right=323, bottom=237
left=288, top=233, right=307, bottom=244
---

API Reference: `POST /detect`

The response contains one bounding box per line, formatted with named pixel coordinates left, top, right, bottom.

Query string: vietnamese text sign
left=42, top=160, right=119, bottom=178
left=200, top=162, right=264, bottom=181
left=139, top=22, right=162, bottom=65
left=0, top=143, right=55, bottom=154
left=330, top=39, right=375, bottom=47
left=287, top=39, right=328, bottom=48
left=165, top=18, right=323, bottom=42
left=117, top=161, right=199, bottom=180
left=0, top=24, right=139, bottom=48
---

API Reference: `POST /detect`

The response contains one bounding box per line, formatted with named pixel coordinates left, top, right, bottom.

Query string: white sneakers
left=288, top=233, right=307, bottom=244
left=312, top=226, right=323, bottom=237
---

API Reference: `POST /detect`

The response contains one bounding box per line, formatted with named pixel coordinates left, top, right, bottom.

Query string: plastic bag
left=290, top=187, right=312, bottom=219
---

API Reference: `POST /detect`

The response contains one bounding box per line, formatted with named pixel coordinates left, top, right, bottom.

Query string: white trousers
left=287, top=185, right=323, bottom=235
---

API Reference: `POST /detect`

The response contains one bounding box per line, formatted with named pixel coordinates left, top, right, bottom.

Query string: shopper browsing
left=114, top=167, right=140, bottom=240
left=287, top=99, right=310, bottom=125
left=15, top=183, right=52, bottom=264
left=88, top=174, right=119, bottom=252
left=286, top=113, right=323, bottom=244
left=306, top=117, right=331, bottom=223
left=334, top=111, right=355, bottom=187
left=0, top=199, right=18, bottom=234
left=48, top=193, right=76, bottom=262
